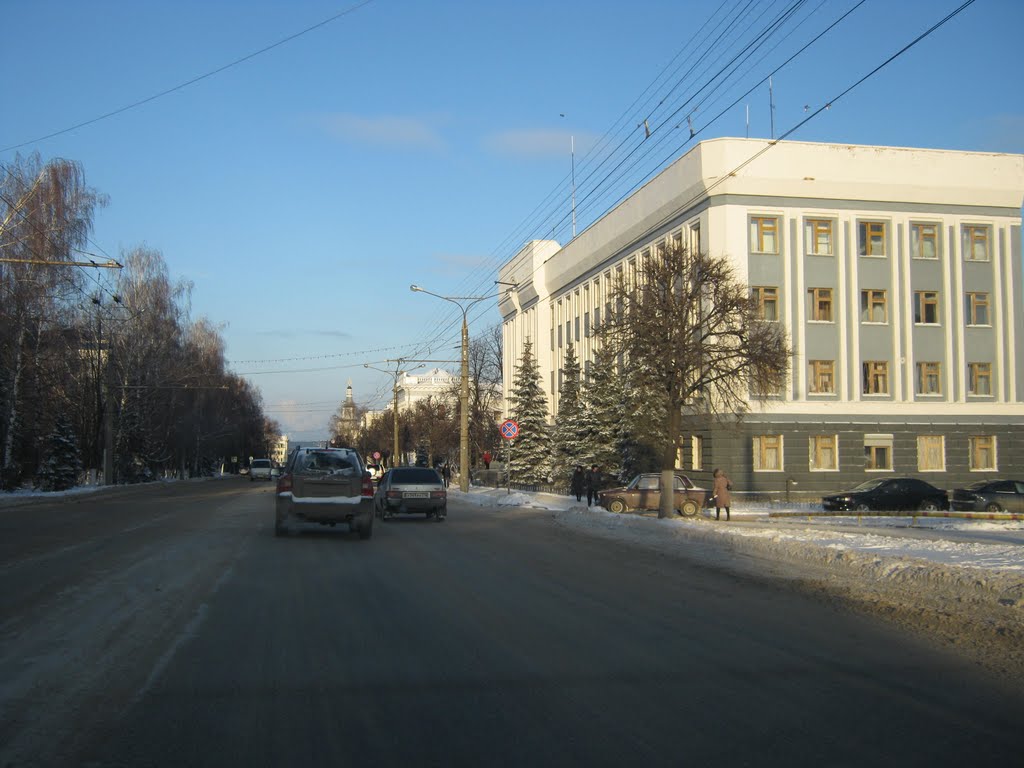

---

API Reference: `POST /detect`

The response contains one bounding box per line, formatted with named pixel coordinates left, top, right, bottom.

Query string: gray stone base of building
left=679, top=414, right=1022, bottom=501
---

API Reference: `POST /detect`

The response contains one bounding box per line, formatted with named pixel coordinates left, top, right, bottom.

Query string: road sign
left=500, top=419, right=519, bottom=440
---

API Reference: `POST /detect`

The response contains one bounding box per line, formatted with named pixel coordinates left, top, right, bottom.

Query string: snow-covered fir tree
left=550, top=343, right=591, bottom=482
left=618, top=364, right=668, bottom=480
left=37, top=415, right=82, bottom=491
left=583, top=343, right=626, bottom=483
left=507, top=339, right=550, bottom=486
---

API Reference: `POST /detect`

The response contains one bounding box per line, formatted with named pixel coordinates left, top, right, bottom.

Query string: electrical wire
left=0, top=0, right=378, bottom=154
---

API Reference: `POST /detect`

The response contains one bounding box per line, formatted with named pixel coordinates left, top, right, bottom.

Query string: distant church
left=333, top=379, right=358, bottom=440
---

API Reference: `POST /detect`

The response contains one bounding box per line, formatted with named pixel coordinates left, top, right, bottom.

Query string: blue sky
left=3, top=0, right=1022, bottom=440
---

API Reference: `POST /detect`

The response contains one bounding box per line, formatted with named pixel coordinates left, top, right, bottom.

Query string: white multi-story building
left=396, top=368, right=457, bottom=411
left=498, top=138, right=1023, bottom=493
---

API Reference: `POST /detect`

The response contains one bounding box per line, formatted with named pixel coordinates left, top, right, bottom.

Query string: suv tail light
left=277, top=473, right=292, bottom=494
left=361, top=475, right=375, bottom=498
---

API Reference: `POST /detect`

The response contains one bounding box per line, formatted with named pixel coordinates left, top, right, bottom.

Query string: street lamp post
left=410, top=285, right=499, bottom=493
left=364, top=361, right=409, bottom=467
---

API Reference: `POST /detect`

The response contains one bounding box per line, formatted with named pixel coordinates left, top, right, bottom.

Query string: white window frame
left=809, top=435, right=838, bottom=472
left=917, top=435, right=946, bottom=472
left=863, top=434, right=894, bottom=472
left=752, top=434, right=784, bottom=472
left=969, top=435, right=997, bottom=472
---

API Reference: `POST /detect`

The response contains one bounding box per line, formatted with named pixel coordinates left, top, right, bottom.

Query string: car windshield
left=966, top=481, right=993, bottom=491
left=390, top=468, right=442, bottom=484
left=849, top=479, right=887, bottom=492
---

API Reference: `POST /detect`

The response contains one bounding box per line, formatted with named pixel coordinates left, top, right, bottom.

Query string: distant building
left=270, top=434, right=289, bottom=465
left=498, top=137, right=1023, bottom=493
left=333, top=380, right=359, bottom=438
left=396, top=368, right=457, bottom=411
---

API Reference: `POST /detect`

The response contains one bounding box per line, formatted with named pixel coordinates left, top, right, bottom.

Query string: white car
left=249, top=459, right=273, bottom=481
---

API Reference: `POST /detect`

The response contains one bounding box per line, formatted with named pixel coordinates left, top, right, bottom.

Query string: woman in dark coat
left=570, top=465, right=585, bottom=501
left=712, top=468, right=732, bottom=521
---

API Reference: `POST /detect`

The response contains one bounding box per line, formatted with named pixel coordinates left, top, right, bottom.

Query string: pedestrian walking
left=712, top=468, right=732, bottom=521
left=570, top=465, right=585, bottom=502
left=586, top=465, right=602, bottom=507
left=482, top=451, right=492, bottom=470
left=441, top=463, right=452, bottom=488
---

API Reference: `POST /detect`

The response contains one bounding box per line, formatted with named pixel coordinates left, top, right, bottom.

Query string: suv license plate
left=404, top=492, right=429, bottom=499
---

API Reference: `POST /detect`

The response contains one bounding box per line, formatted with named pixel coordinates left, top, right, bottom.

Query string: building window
left=858, top=220, right=887, bottom=257
left=913, top=290, right=940, bottom=325
left=752, top=286, right=778, bottom=321
left=917, top=435, right=945, bottom=472
left=808, top=360, right=835, bottom=394
left=967, top=362, right=992, bottom=396
left=911, top=222, right=939, bottom=260
left=860, top=289, right=888, bottom=323
left=810, top=435, right=838, bottom=471
left=805, top=219, right=833, bottom=256
left=969, top=436, right=997, bottom=471
left=967, top=292, right=990, bottom=326
left=916, top=362, right=942, bottom=396
left=864, top=434, right=893, bottom=471
left=862, top=361, right=889, bottom=395
left=963, top=224, right=991, bottom=262
left=749, top=216, right=780, bottom=254
left=691, top=435, right=703, bottom=471
left=808, top=287, right=833, bottom=322
left=753, top=435, right=783, bottom=471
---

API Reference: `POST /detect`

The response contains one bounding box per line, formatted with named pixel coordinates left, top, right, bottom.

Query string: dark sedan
left=950, top=479, right=1024, bottom=514
left=374, top=466, right=447, bottom=521
left=822, top=477, right=947, bottom=513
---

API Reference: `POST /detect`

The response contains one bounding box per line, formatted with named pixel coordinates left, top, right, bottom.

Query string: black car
left=822, top=477, right=947, bottom=513
left=950, top=479, right=1024, bottom=514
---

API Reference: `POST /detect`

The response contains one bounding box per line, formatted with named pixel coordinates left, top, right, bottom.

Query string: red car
left=598, top=473, right=708, bottom=517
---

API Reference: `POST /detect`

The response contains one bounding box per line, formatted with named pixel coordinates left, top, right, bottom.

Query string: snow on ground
left=453, top=486, right=1024, bottom=574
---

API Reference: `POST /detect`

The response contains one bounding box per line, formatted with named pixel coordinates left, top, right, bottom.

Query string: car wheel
left=609, top=499, right=626, bottom=514
left=274, top=515, right=287, bottom=537
left=985, top=502, right=1002, bottom=514
left=358, top=519, right=373, bottom=540
left=918, top=500, right=940, bottom=512
left=855, top=503, right=870, bottom=513
left=680, top=500, right=699, bottom=518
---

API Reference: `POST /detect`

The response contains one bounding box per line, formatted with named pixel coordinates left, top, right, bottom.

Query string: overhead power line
left=0, top=0, right=377, bottom=153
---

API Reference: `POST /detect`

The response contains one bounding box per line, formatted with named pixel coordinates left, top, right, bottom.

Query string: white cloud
left=314, top=113, right=446, bottom=150
left=482, top=130, right=600, bottom=157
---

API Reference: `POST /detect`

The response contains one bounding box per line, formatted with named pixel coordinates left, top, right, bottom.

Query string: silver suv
left=275, top=447, right=374, bottom=539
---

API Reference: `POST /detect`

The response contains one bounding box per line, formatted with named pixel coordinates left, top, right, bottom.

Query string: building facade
left=498, top=138, right=1023, bottom=495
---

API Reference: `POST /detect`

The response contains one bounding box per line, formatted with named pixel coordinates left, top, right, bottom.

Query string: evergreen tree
left=508, top=340, right=550, bottom=486
left=550, top=343, right=591, bottom=482
left=618, top=364, right=668, bottom=479
left=37, top=415, right=82, bottom=491
left=583, top=343, right=625, bottom=483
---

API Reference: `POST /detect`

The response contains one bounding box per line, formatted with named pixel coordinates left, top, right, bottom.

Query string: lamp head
left=410, top=285, right=422, bottom=292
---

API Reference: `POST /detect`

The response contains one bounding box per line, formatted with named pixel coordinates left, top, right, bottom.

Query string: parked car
left=822, top=477, right=947, bottom=513
left=374, top=466, right=447, bottom=521
left=598, top=473, right=707, bottom=517
left=950, top=479, right=1024, bottom=513
left=249, top=458, right=273, bottom=481
left=275, top=447, right=374, bottom=538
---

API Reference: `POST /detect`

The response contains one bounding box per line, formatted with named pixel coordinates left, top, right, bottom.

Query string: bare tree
left=0, top=154, right=106, bottom=487
left=597, top=242, right=790, bottom=518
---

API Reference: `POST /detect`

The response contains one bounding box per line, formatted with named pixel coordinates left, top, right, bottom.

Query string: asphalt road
left=1, top=479, right=1020, bottom=767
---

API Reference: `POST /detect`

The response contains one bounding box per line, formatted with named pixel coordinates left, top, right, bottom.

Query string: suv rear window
left=251, top=460, right=271, bottom=469
left=294, top=451, right=360, bottom=474
left=391, top=468, right=442, bottom=483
